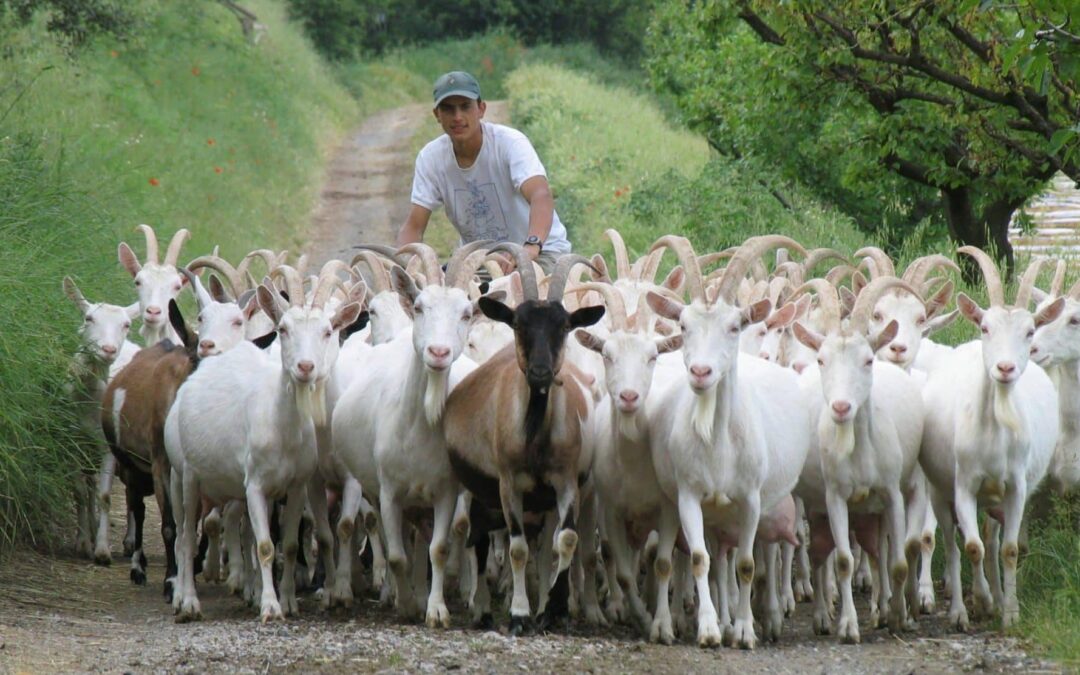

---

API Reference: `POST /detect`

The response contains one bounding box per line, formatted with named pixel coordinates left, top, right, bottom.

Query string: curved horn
left=774, top=261, right=805, bottom=286
left=804, top=248, right=849, bottom=273
left=825, top=264, right=856, bottom=287
left=546, top=254, right=598, bottom=302
left=854, top=246, right=896, bottom=279
left=640, top=248, right=665, bottom=283
left=397, top=243, right=444, bottom=285
left=1015, top=257, right=1052, bottom=309
left=768, top=276, right=789, bottom=307
left=269, top=265, right=305, bottom=307
left=957, top=246, right=1005, bottom=307
left=445, top=240, right=493, bottom=289
left=849, top=277, right=922, bottom=334
left=164, top=229, right=191, bottom=267
left=604, top=229, right=632, bottom=280
left=489, top=243, right=538, bottom=301
left=571, top=282, right=628, bottom=331
left=697, top=247, right=738, bottom=270
left=650, top=235, right=705, bottom=302
left=483, top=259, right=505, bottom=279
left=136, top=224, right=160, bottom=264
left=238, top=249, right=280, bottom=280
left=186, top=255, right=245, bottom=297
left=179, top=267, right=213, bottom=311
left=715, top=235, right=807, bottom=305
left=791, top=279, right=842, bottom=333
left=311, top=260, right=351, bottom=310
left=902, top=254, right=961, bottom=290
left=1049, top=259, right=1067, bottom=297
left=351, top=250, right=394, bottom=293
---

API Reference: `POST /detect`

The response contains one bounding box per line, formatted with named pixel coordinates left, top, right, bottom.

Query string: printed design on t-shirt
left=454, top=180, right=508, bottom=242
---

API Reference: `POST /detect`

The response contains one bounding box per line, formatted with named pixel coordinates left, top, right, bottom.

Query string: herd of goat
left=62, top=223, right=1080, bottom=649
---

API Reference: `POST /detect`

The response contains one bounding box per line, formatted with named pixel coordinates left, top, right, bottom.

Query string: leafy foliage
left=1, top=0, right=138, bottom=46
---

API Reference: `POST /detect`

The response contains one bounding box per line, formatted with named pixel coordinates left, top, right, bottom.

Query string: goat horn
left=351, top=251, right=394, bottom=293
left=715, top=235, right=807, bottom=305
left=445, top=240, right=493, bottom=290
left=571, top=282, right=628, bottom=331
left=270, top=265, right=305, bottom=307
left=164, top=229, right=191, bottom=267
left=136, top=224, right=160, bottom=265
left=849, top=277, right=922, bottom=334
left=804, top=248, right=850, bottom=273
left=489, top=243, right=538, bottom=301
left=311, top=260, right=351, bottom=310
left=854, top=246, right=896, bottom=279
left=186, top=255, right=245, bottom=297
left=697, top=247, right=738, bottom=270
left=547, top=255, right=598, bottom=302
left=791, top=279, right=842, bottom=334
left=1050, top=259, right=1067, bottom=297
left=825, top=264, right=856, bottom=287
left=640, top=248, right=665, bottom=283
left=179, top=267, right=213, bottom=312
left=1015, top=257, right=1052, bottom=309
left=238, top=249, right=280, bottom=280
left=774, top=261, right=805, bottom=286
left=902, top=254, right=961, bottom=289
left=768, top=276, right=789, bottom=307
left=604, top=229, right=632, bottom=280
left=957, top=246, right=1005, bottom=307
left=397, top=243, right=444, bottom=285
left=650, top=235, right=705, bottom=302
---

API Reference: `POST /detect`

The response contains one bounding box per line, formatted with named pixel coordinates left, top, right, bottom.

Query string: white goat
left=117, top=224, right=190, bottom=345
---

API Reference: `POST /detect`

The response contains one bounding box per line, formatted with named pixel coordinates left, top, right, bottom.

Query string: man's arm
left=520, top=175, right=554, bottom=260
left=396, top=204, right=433, bottom=247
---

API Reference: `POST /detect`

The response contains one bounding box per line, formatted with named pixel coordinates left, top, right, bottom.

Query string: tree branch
left=707, top=137, right=794, bottom=210
left=736, top=7, right=785, bottom=46
left=939, top=18, right=993, bottom=64
left=883, top=153, right=938, bottom=188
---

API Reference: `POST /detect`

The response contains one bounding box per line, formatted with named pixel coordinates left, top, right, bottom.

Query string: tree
left=648, top=0, right=1080, bottom=274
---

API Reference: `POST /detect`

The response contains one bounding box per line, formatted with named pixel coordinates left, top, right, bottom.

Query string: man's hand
left=524, top=243, right=541, bottom=262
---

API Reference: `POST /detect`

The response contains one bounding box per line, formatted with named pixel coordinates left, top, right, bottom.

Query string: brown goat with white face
left=444, top=246, right=604, bottom=635
left=101, top=300, right=198, bottom=600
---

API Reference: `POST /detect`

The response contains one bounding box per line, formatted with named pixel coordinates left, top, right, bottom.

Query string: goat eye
left=233, top=320, right=243, bottom=328
left=980, top=326, right=989, bottom=335
left=123, top=322, right=130, bottom=329
left=278, top=326, right=288, bottom=335
left=917, top=316, right=926, bottom=325
left=134, top=280, right=142, bottom=287
left=1070, top=317, right=1080, bottom=326
left=817, top=358, right=824, bottom=367
left=872, top=311, right=882, bottom=321
left=414, top=305, right=423, bottom=314
left=1026, top=329, right=1035, bottom=339
left=865, top=358, right=873, bottom=367
left=649, top=355, right=658, bottom=364
left=84, top=316, right=94, bottom=323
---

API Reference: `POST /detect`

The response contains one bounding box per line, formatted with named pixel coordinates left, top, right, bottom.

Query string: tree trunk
left=941, top=186, right=1019, bottom=282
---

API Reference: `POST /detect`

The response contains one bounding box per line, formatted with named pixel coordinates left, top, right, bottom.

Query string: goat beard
left=424, top=368, right=450, bottom=426
left=692, top=385, right=717, bottom=444
left=992, top=381, right=1024, bottom=438
left=826, top=419, right=855, bottom=457
left=617, top=410, right=641, bottom=443
left=295, top=380, right=328, bottom=427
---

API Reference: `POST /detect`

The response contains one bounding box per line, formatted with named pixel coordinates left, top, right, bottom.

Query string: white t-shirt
left=410, top=122, right=571, bottom=254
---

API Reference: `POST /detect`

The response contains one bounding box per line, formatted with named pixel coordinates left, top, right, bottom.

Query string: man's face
left=434, top=96, right=486, bottom=142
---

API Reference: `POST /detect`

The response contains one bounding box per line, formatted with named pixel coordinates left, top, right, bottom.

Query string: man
left=397, top=71, right=571, bottom=272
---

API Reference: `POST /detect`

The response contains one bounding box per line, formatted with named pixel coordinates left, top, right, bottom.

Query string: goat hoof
left=163, top=579, right=175, bottom=603
left=130, top=569, right=147, bottom=586
left=537, top=610, right=570, bottom=635
left=94, top=552, right=112, bottom=566
left=508, top=615, right=532, bottom=637
left=473, top=613, right=494, bottom=631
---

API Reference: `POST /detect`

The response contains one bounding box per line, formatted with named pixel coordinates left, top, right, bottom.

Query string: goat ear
left=765, top=301, right=798, bottom=330
left=338, top=310, right=369, bottom=345
left=657, top=334, right=683, bottom=354
left=252, top=330, right=277, bottom=350
left=473, top=291, right=507, bottom=319
left=871, top=320, right=900, bottom=353
left=590, top=254, right=611, bottom=282
left=924, top=280, right=954, bottom=319
left=331, top=301, right=363, bottom=333
left=1035, top=297, right=1065, bottom=328
left=477, top=281, right=491, bottom=295
left=118, top=243, right=141, bottom=277
left=792, top=321, right=823, bottom=352
left=570, top=304, right=605, bottom=329
left=257, top=284, right=286, bottom=325
left=62, top=276, right=89, bottom=312
left=646, top=291, right=683, bottom=322
left=574, top=329, right=605, bottom=354
left=347, top=280, right=368, bottom=307
left=923, top=309, right=959, bottom=336
left=662, top=265, right=685, bottom=292
left=839, top=287, right=856, bottom=319
left=743, top=299, right=771, bottom=327
left=207, top=274, right=231, bottom=303
left=793, top=293, right=812, bottom=319
left=167, top=300, right=193, bottom=349
left=852, top=270, right=868, bottom=295
left=479, top=295, right=515, bottom=326
left=956, top=293, right=984, bottom=326
left=124, top=302, right=141, bottom=320
left=390, top=265, right=419, bottom=305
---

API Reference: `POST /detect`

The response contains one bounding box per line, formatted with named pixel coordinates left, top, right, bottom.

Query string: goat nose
left=199, top=340, right=215, bottom=352
left=890, top=343, right=907, bottom=355
left=832, top=401, right=852, bottom=416
left=146, top=305, right=162, bottom=316
left=619, top=391, right=640, bottom=404
left=101, top=345, right=117, bottom=355
left=297, top=360, right=315, bottom=374
left=997, top=362, right=1016, bottom=375
left=689, top=365, right=712, bottom=379
left=427, top=345, right=451, bottom=359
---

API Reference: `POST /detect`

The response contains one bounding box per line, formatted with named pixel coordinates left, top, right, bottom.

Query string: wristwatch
left=524, top=235, right=543, bottom=252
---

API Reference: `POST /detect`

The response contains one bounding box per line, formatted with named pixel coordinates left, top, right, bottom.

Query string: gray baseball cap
left=433, top=71, right=481, bottom=106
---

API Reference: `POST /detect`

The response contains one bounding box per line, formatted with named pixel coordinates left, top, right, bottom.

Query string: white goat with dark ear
left=333, top=242, right=490, bottom=626
left=117, top=224, right=191, bottom=345
left=921, top=249, right=1061, bottom=631
left=1030, top=259, right=1080, bottom=494
left=642, top=234, right=811, bottom=649
left=63, top=277, right=140, bottom=561
left=185, top=256, right=259, bottom=358
left=791, top=277, right=925, bottom=642
left=172, top=262, right=361, bottom=622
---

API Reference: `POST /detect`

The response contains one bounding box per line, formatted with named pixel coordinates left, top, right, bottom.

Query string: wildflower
left=214, top=166, right=223, bottom=174
left=109, top=50, right=119, bottom=58
left=191, top=66, right=201, bottom=76
left=149, top=177, right=160, bottom=187
left=207, top=138, right=216, bottom=146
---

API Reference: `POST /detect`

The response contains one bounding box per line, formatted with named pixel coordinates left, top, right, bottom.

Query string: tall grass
left=0, top=0, right=359, bottom=552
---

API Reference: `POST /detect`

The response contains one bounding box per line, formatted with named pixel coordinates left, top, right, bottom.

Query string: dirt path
left=0, top=103, right=1063, bottom=674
